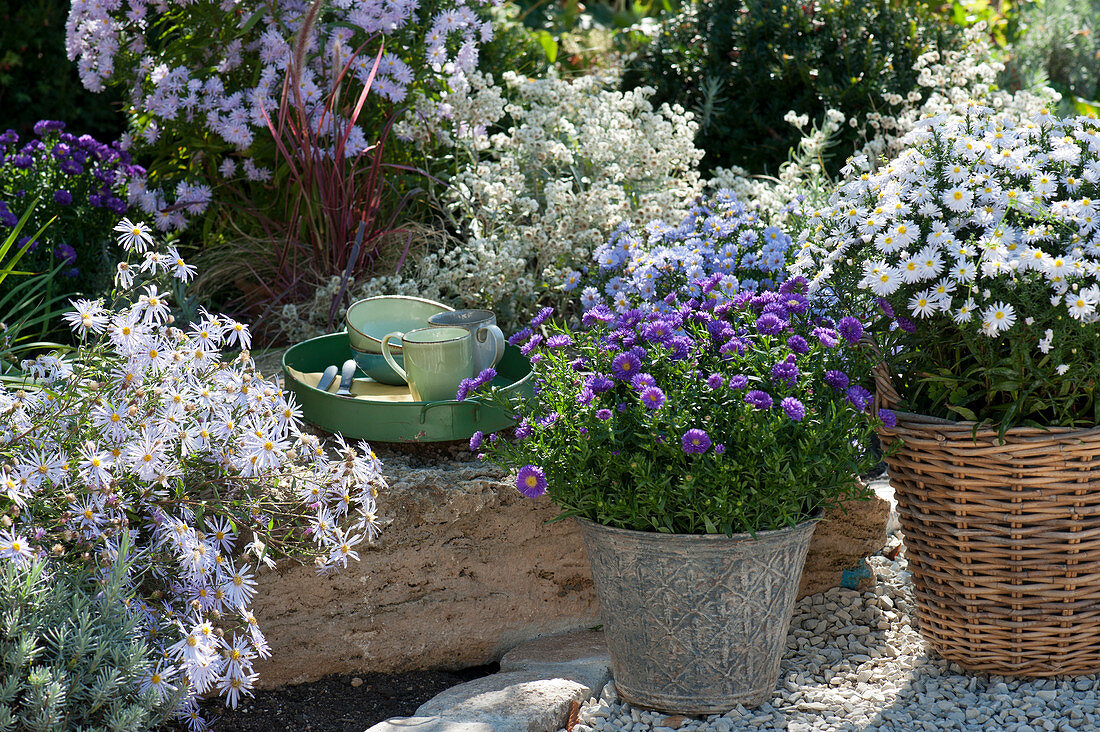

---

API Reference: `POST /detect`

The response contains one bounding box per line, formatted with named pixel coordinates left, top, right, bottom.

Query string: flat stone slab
left=365, top=631, right=614, bottom=732
left=413, top=671, right=598, bottom=732
left=499, top=629, right=609, bottom=671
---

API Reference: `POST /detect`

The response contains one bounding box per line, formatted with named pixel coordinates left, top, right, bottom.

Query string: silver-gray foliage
left=0, top=553, right=185, bottom=731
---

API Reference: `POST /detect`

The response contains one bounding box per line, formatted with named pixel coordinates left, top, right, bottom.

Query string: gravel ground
left=567, top=537, right=1100, bottom=732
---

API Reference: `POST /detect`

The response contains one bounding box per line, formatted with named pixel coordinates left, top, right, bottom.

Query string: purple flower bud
left=520, top=334, right=543, bottom=356
left=469, top=431, right=484, bottom=451
left=771, top=360, right=799, bottom=387
left=896, top=316, right=917, bottom=333
left=824, top=370, right=849, bottom=390
left=530, top=307, right=554, bottom=328
left=786, top=335, right=809, bottom=354
left=546, top=334, right=572, bottom=349
left=729, top=375, right=748, bottom=390
left=706, top=373, right=724, bottom=390
left=474, top=368, right=497, bottom=388
left=596, top=408, right=612, bottom=421
left=508, top=327, right=533, bottom=347
left=455, top=378, right=473, bottom=402
left=846, top=385, right=872, bottom=411
left=812, top=327, right=840, bottom=348
left=53, top=189, right=72, bottom=206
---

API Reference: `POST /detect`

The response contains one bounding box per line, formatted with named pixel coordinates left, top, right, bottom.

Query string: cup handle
left=480, top=324, right=505, bottom=369
left=381, top=332, right=408, bottom=384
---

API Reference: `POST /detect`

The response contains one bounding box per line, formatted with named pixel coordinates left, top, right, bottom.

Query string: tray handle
left=419, top=400, right=479, bottom=423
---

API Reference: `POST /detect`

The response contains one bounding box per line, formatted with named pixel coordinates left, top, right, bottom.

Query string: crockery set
left=326, top=295, right=505, bottom=402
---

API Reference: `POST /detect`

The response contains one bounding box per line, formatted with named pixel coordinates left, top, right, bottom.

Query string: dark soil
left=201, top=664, right=499, bottom=732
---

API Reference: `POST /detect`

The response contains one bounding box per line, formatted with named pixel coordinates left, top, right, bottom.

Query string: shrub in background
left=1001, top=0, right=1100, bottom=114
left=0, top=549, right=184, bottom=731
left=0, top=0, right=124, bottom=141
left=572, top=189, right=800, bottom=315
left=196, top=20, right=417, bottom=329
left=623, top=0, right=960, bottom=175
left=0, top=121, right=135, bottom=300
left=359, top=71, right=704, bottom=329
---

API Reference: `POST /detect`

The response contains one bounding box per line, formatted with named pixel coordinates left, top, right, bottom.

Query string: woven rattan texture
left=876, top=369, right=1100, bottom=676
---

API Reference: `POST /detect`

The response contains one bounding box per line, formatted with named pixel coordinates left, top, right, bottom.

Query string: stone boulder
left=797, top=486, right=891, bottom=598
left=250, top=446, right=600, bottom=688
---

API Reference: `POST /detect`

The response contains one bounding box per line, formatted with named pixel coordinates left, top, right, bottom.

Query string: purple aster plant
left=471, top=266, right=880, bottom=537
left=838, top=317, right=864, bottom=345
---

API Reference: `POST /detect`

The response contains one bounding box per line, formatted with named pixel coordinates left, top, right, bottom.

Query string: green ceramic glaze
left=350, top=347, right=406, bottom=386
left=345, top=295, right=453, bottom=353
left=381, top=326, right=474, bottom=402
left=282, top=332, right=533, bottom=442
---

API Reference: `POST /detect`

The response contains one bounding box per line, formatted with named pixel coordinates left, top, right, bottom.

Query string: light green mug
left=381, top=326, right=474, bottom=402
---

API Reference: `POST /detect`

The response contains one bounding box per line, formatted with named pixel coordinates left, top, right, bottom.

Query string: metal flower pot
left=576, top=517, right=818, bottom=714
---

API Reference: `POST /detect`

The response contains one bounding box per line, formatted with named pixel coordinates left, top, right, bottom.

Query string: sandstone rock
left=498, top=629, right=609, bottom=671
left=414, top=670, right=595, bottom=731
left=797, top=492, right=891, bottom=599
left=251, top=446, right=600, bottom=688
left=495, top=629, right=612, bottom=694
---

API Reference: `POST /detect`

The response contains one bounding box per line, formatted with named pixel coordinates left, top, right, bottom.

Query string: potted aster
left=795, top=106, right=1100, bottom=676
left=465, top=268, right=881, bottom=713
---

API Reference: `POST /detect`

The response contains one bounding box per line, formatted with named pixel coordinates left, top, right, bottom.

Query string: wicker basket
left=874, top=368, right=1100, bottom=676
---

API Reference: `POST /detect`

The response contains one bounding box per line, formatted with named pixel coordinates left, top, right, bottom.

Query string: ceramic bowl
left=350, top=346, right=407, bottom=386
left=346, top=296, right=454, bottom=353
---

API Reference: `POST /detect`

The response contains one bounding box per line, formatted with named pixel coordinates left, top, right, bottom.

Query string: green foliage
left=509, top=0, right=678, bottom=72
left=475, top=3, right=550, bottom=81
left=0, top=201, right=67, bottom=376
left=1001, top=0, right=1100, bottom=114
left=0, top=0, right=124, bottom=140
left=623, top=0, right=961, bottom=175
left=943, top=0, right=1030, bottom=48
left=0, top=552, right=185, bottom=731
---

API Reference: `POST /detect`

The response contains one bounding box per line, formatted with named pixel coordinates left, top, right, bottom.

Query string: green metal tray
left=282, top=332, right=531, bottom=442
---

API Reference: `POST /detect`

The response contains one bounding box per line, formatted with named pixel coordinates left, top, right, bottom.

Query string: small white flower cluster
left=795, top=104, right=1100, bottom=345
left=65, top=0, right=494, bottom=231
left=0, top=219, right=385, bottom=725
left=374, top=71, right=704, bottom=327
left=858, top=24, right=1057, bottom=166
